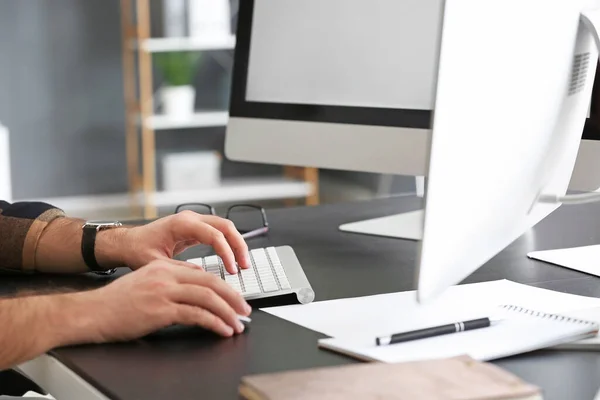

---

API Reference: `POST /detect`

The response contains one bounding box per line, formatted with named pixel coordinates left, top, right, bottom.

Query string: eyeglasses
left=175, top=203, right=269, bottom=239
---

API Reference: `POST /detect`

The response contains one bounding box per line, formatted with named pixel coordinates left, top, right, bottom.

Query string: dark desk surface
left=7, top=196, right=600, bottom=400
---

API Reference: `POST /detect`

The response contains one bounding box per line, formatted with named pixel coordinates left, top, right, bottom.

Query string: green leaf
left=154, top=51, right=203, bottom=86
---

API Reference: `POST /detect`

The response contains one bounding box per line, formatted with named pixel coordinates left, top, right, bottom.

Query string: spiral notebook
left=318, top=305, right=599, bottom=363
left=551, top=306, right=600, bottom=350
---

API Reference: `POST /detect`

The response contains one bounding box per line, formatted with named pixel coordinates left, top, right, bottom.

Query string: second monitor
left=225, top=0, right=600, bottom=240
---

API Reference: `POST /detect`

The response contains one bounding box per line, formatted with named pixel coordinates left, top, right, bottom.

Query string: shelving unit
left=26, top=177, right=311, bottom=221
left=120, top=0, right=318, bottom=219
left=145, top=110, right=229, bottom=130
left=141, top=34, right=236, bottom=52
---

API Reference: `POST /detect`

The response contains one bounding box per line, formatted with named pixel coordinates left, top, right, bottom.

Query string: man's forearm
left=35, top=217, right=129, bottom=273
left=0, top=292, right=103, bottom=370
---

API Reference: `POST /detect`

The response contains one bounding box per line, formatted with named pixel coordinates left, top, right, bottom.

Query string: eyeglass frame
left=174, top=203, right=269, bottom=239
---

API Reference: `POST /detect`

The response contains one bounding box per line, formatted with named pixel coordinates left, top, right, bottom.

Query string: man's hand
left=0, top=260, right=251, bottom=370
left=60, top=259, right=252, bottom=344
left=34, top=210, right=250, bottom=274
left=103, top=211, right=251, bottom=275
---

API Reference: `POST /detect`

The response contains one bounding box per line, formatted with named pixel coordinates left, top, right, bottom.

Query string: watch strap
left=82, top=225, right=103, bottom=272
left=81, top=222, right=121, bottom=274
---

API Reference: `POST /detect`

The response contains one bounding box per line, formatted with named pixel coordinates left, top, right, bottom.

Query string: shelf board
left=146, top=178, right=312, bottom=207
left=146, top=111, right=229, bottom=130
left=141, top=35, right=236, bottom=52
left=26, top=178, right=312, bottom=217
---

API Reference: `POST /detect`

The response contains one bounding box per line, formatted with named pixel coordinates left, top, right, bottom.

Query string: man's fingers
left=171, top=214, right=238, bottom=274
left=173, top=304, right=234, bottom=337
left=170, top=266, right=251, bottom=316
left=169, top=284, right=245, bottom=334
left=206, top=227, right=238, bottom=274
left=196, top=215, right=251, bottom=270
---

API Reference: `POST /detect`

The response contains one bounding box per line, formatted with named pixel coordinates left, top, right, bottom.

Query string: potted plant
left=154, top=51, right=202, bottom=118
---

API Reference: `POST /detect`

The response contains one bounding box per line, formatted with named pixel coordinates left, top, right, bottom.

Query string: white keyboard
left=189, top=246, right=300, bottom=298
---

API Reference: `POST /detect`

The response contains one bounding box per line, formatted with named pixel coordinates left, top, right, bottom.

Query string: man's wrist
left=94, top=227, right=130, bottom=270
left=3, top=293, right=101, bottom=356
left=0, top=295, right=79, bottom=369
left=8, top=296, right=58, bottom=356
left=46, top=291, right=106, bottom=347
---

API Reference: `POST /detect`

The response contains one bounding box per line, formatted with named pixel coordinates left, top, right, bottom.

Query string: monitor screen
left=230, top=0, right=442, bottom=129
left=246, top=0, right=441, bottom=110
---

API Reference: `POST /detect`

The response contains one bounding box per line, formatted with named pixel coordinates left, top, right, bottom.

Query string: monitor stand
left=339, top=209, right=424, bottom=240
left=338, top=177, right=425, bottom=241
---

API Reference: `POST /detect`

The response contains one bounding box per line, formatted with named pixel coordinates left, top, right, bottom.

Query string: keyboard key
left=250, top=249, right=279, bottom=292
left=224, top=272, right=242, bottom=293
left=204, top=255, right=222, bottom=279
left=204, top=255, right=219, bottom=268
left=251, top=249, right=273, bottom=269
left=251, top=248, right=270, bottom=265
left=258, top=273, right=279, bottom=292
left=261, top=279, right=279, bottom=292
left=187, top=257, right=205, bottom=270
left=266, top=247, right=291, bottom=289
left=265, top=247, right=279, bottom=262
left=251, top=249, right=279, bottom=292
left=273, top=264, right=291, bottom=289
left=240, top=267, right=261, bottom=295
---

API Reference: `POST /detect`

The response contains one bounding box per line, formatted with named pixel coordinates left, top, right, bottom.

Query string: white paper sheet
left=261, top=280, right=600, bottom=340
left=528, top=245, right=600, bottom=278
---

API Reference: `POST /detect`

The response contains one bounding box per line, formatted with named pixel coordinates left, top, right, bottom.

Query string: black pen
left=375, top=317, right=501, bottom=346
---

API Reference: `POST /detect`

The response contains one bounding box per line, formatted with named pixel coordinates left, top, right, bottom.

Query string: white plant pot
left=188, top=0, right=231, bottom=38
left=161, top=85, right=195, bottom=118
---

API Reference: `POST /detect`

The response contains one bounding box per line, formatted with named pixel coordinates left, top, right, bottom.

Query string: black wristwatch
left=81, top=221, right=122, bottom=275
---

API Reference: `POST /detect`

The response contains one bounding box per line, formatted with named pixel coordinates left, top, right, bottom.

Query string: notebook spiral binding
left=500, top=304, right=597, bottom=326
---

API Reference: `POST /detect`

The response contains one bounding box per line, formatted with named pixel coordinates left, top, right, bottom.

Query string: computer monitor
left=416, top=0, right=600, bottom=303
left=225, top=0, right=600, bottom=241
left=226, top=0, right=437, bottom=175
left=225, top=0, right=439, bottom=239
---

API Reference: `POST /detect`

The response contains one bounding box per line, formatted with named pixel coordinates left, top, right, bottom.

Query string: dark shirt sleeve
left=0, top=201, right=65, bottom=271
